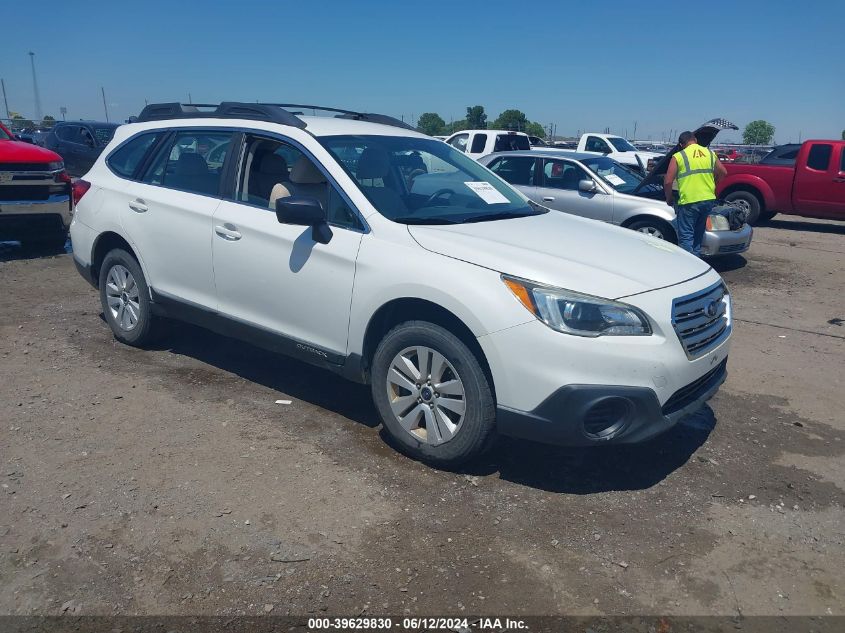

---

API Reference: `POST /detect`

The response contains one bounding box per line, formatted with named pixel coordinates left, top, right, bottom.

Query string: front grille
left=662, top=359, right=727, bottom=415
left=0, top=185, right=60, bottom=201
left=718, top=243, right=746, bottom=254
left=671, top=282, right=731, bottom=358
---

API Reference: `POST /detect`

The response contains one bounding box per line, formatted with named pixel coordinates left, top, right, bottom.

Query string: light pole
left=29, top=52, right=43, bottom=122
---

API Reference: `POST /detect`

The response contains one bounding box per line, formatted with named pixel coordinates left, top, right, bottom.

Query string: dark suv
left=45, top=121, right=120, bottom=176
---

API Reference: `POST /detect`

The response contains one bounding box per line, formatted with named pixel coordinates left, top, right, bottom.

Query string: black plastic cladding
left=135, top=102, right=415, bottom=132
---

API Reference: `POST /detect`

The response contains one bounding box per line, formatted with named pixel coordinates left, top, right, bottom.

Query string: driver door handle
left=128, top=199, right=148, bottom=213
left=214, top=224, right=242, bottom=241
left=542, top=196, right=555, bottom=202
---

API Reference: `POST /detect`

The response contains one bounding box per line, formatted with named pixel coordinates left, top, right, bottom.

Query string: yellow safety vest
left=675, top=144, right=716, bottom=205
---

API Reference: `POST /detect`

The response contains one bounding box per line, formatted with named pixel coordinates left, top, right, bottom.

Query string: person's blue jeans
left=676, top=199, right=716, bottom=256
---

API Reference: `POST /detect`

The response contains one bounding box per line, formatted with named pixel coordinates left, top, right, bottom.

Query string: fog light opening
left=583, top=397, right=633, bottom=440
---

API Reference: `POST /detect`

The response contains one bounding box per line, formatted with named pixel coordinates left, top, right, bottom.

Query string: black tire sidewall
left=371, top=321, right=495, bottom=468
left=98, top=249, right=155, bottom=347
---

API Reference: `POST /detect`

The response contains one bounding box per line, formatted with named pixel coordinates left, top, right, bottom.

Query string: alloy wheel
left=385, top=346, right=466, bottom=445
left=105, top=264, right=141, bottom=331
left=637, top=225, right=665, bottom=240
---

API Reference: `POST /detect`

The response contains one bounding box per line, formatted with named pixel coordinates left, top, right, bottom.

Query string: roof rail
left=135, top=101, right=416, bottom=132
left=261, top=104, right=417, bottom=131
left=135, top=102, right=306, bottom=128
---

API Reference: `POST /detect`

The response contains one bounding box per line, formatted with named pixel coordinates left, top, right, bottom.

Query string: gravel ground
left=1, top=214, right=843, bottom=617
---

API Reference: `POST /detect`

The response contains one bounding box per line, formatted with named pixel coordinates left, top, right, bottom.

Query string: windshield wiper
left=461, top=208, right=547, bottom=223
left=392, top=216, right=461, bottom=225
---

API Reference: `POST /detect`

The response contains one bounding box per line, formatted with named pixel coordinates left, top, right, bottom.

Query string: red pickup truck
left=0, top=121, right=72, bottom=249
left=718, top=140, right=845, bottom=224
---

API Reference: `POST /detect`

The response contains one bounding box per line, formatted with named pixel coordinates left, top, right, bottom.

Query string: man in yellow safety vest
left=664, top=131, right=727, bottom=256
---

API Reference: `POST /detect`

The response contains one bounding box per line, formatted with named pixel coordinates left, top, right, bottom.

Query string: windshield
left=93, top=125, right=117, bottom=146
left=581, top=156, right=651, bottom=194
left=319, top=135, right=543, bottom=224
left=607, top=137, right=637, bottom=152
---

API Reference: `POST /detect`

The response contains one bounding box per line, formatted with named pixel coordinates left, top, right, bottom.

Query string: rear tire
left=759, top=210, right=777, bottom=222
left=98, top=249, right=159, bottom=347
left=627, top=218, right=677, bottom=244
left=724, top=190, right=763, bottom=225
left=371, top=321, right=496, bottom=468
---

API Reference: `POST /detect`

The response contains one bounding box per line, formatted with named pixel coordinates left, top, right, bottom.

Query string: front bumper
left=479, top=270, right=730, bottom=446
left=497, top=359, right=726, bottom=445
left=701, top=223, right=753, bottom=257
left=0, top=195, right=72, bottom=241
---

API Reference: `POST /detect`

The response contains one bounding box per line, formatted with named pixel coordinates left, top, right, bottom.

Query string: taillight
left=72, top=179, right=91, bottom=206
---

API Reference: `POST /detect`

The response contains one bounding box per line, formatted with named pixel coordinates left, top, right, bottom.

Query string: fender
left=717, top=173, right=777, bottom=211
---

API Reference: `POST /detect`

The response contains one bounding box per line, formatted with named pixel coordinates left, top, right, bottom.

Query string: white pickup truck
left=554, top=133, right=663, bottom=173
left=443, top=130, right=531, bottom=159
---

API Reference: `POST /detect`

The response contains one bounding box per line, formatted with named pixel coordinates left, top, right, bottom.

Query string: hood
left=408, top=211, right=709, bottom=300
left=633, top=117, right=738, bottom=194
left=0, top=138, right=62, bottom=163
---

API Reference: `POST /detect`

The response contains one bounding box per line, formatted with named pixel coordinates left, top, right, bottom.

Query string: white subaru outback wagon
left=70, top=102, right=731, bottom=467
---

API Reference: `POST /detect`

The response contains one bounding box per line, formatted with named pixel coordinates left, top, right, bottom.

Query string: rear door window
left=141, top=130, right=234, bottom=196
left=470, top=134, right=487, bottom=153
left=806, top=144, right=832, bottom=171
left=487, top=156, right=536, bottom=186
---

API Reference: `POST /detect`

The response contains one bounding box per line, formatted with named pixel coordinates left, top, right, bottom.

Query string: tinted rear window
left=494, top=134, right=530, bottom=152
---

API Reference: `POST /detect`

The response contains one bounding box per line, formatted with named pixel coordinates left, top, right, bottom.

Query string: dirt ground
left=1, top=214, right=843, bottom=618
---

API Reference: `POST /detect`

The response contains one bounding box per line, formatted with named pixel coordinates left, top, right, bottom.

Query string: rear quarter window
left=107, top=132, right=160, bottom=179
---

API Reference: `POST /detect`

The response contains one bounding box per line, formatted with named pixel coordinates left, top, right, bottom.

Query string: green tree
left=465, top=105, right=487, bottom=130
left=525, top=122, right=546, bottom=138
left=493, top=109, right=528, bottom=131
left=444, top=119, right=467, bottom=135
left=42, top=115, right=55, bottom=126
left=743, top=120, right=775, bottom=145
left=416, top=112, right=446, bottom=136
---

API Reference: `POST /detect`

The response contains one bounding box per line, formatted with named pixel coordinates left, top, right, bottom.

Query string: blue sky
left=1, top=0, right=842, bottom=143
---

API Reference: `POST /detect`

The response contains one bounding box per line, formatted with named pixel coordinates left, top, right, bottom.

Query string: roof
left=481, top=150, right=600, bottom=161
left=450, top=129, right=529, bottom=136
left=110, top=115, right=429, bottom=141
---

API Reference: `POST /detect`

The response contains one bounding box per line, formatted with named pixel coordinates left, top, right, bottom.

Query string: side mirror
left=275, top=196, right=333, bottom=244
left=578, top=179, right=598, bottom=193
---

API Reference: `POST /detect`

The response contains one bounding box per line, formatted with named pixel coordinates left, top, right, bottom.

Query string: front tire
left=724, top=190, right=763, bottom=225
left=98, top=249, right=158, bottom=347
left=371, top=321, right=495, bottom=468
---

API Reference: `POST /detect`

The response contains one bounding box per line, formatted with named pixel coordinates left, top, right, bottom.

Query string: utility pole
left=633, top=120, right=638, bottom=140
left=1, top=78, right=9, bottom=120
left=188, top=93, right=192, bottom=104
left=101, top=86, right=109, bottom=122
left=28, top=52, right=43, bottom=122
left=60, top=106, right=67, bottom=121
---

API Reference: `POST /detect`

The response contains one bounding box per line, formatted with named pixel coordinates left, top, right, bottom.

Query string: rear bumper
left=0, top=195, right=72, bottom=240
left=497, top=359, right=726, bottom=446
left=701, top=224, right=753, bottom=257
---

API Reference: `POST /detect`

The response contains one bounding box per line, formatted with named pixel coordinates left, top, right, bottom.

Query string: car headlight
left=47, top=161, right=64, bottom=171
left=502, top=275, right=652, bottom=337
left=706, top=214, right=730, bottom=231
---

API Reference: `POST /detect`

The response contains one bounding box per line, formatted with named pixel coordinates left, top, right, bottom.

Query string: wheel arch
left=621, top=213, right=678, bottom=243
left=357, top=298, right=494, bottom=395
left=719, top=179, right=771, bottom=212
left=90, top=232, right=141, bottom=289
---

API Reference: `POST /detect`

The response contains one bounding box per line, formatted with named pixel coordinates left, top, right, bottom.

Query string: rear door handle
left=214, top=224, right=242, bottom=241
left=128, top=199, right=148, bottom=213
left=542, top=196, right=555, bottom=202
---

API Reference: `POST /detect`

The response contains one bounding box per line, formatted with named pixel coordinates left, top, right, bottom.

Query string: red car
left=0, top=121, right=73, bottom=249
left=718, top=140, right=845, bottom=224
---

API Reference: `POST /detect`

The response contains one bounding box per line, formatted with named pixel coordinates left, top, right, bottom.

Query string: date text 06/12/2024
left=307, top=617, right=528, bottom=630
